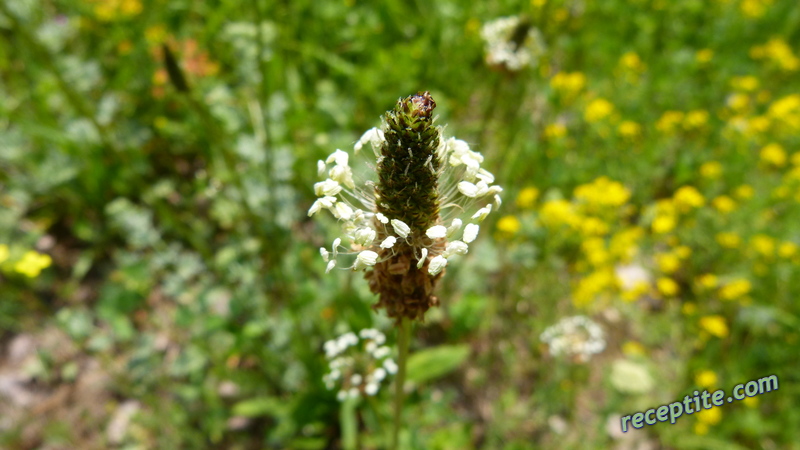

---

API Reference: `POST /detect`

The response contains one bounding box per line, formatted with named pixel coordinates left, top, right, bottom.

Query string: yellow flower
left=619, top=52, right=646, bottom=74
left=574, top=176, right=631, bottom=208
left=573, top=269, right=616, bottom=306
left=779, top=241, right=798, bottom=258
left=582, top=237, right=609, bottom=266
left=656, top=253, right=680, bottom=274
left=697, top=273, right=719, bottom=289
left=675, top=245, right=692, bottom=259
left=696, top=405, right=722, bottom=425
left=735, top=184, right=755, bottom=199
left=657, top=277, right=679, bottom=296
left=720, top=279, right=752, bottom=300
left=0, top=244, right=8, bottom=264
left=609, top=227, right=643, bottom=261
left=727, top=93, right=750, bottom=112
left=652, top=215, right=676, bottom=234
left=695, top=370, right=718, bottom=388
left=750, top=234, right=776, bottom=257
left=749, top=115, right=771, bottom=133
left=622, top=341, right=646, bottom=356
left=580, top=217, right=609, bottom=236
left=716, top=232, right=742, bottom=248
left=550, top=72, right=587, bottom=94
left=540, top=199, right=580, bottom=228
left=682, top=302, right=697, bottom=315
left=673, top=186, right=705, bottom=211
left=497, top=215, right=522, bottom=235
left=694, top=423, right=709, bottom=435
left=145, top=25, right=168, bottom=45
left=740, top=0, right=773, bottom=18
left=792, top=152, right=800, bottom=166
left=683, top=110, right=709, bottom=129
left=760, top=143, right=787, bottom=167
left=752, top=38, right=800, bottom=71
left=656, top=110, right=684, bottom=134
left=584, top=98, right=614, bottom=122
left=730, top=75, right=760, bottom=92
left=618, top=120, right=641, bottom=138
left=696, top=49, right=714, bottom=63
left=13, top=250, right=52, bottom=278
left=743, top=396, right=759, bottom=408
left=699, top=315, right=729, bottom=338
left=516, top=187, right=540, bottom=209
left=700, top=161, right=723, bottom=179
left=544, top=123, right=567, bottom=139
left=712, top=195, right=737, bottom=214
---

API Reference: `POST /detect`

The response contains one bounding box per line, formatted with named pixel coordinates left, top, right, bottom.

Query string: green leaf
left=232, top=397, right=285, bottom=418
left=406, top=344, right=471, bottom=385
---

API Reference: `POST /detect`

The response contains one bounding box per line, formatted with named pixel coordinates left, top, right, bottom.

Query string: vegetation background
left=1, top=0, right=799, bottom=448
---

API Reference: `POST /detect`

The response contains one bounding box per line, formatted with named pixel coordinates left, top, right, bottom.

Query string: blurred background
left=1, top=0, right=799, bottom=448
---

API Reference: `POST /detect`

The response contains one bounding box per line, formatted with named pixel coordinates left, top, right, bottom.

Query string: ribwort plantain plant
left=310, top=92, right=501, bottom=448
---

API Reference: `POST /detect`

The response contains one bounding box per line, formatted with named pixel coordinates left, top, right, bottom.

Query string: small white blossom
left=417, top=248, right=428, bottom=269
left=320, top=247, right=330, bottom=262
left=332, top=238, right=342, bottom=258
left=390, top=219, right=411, bottom=239
left=325, top=260, right=336, bottom=273
left=354, top=127, right=385, bottom=156
left=540, top=315, right=606, bottom=363
left=372, top=346, right=391, bottom=359
left=380, top=236, right=397, bottom=249
left=317, top=160, right=327, bottom=178
left=326, top=149, right=350, bottom=166
left=443, top=240, right=469, bottom=257
left=458, top=181, right=479, bottom=198
left=383, top=359, right=398, bottom=374
left=428, top=255, right=448, bottom=276
left=447, top=218, right=462, bottom=237
left=353, top=250, right=379, bottom=270
left=365, top=382, right=379, bottom=395
left=307, top=196, right=337, bottom=216
left=373, top=367, right=386, bottom=381
left=351, top=374, right=362, bottom=386
left=375, top=212, right=389, bottom=224
left=463, top=224, right=479, bottom=243
left=323, top=329, right=395, bottom=401
left=471, top=204, right=492, bottom=221
left=354, top=227, right=377, bottom=247
left=332, top=202, right=354, bottom=220
left=329, top=164, right=354, bottom=189
left=314, top=179, right=342, bottom=197
left=425, top=225, right=447, bottom=239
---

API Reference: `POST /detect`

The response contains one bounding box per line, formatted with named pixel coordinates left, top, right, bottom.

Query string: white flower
left=375, top=212, right=389, bottom=224
left=380, top=236, right=397, bottom=249
left=471, top=204, right=492, bottom=221
left=323, top=329, right=395, bottom=400
left=307, top=196, right=337, bottom=216
left=314, top=179, right=342, bottom=197
left=391, top=219, right=411, bottom=239
left=353, top=250, right=379, bottom=270
left=354, top=227, right=377, bottom=247
left=610, top=359, right=654, bottom=394
left=417, top=248, right=428, bottom=269
left=317, top=160, right=327, bottom=178
left=332, top=202, right=354, bottom=220
left=443, top=240, right=469, bottom=257
left=481, top=16, right=546, bottom=72
left=365, top=382, right=379, bottom=395
left=325, top=260, right=336, bottom=273
left=458, top=181, right=479, bottom=198
left=446, top=219, right=462, bottom=237
left=463, top=224, right=479, bottom=243
left=428, top=255, right=448, bottom=276
left=354, top=127, right=385, bottom=156
left=383, top=359, right=398, bottom=374
left=425, top=225, right=447, bottom=239
left=320, top=247, right=330, bottom=262
left=540, top=315, right=606, bottom=363
left=326, top=149, right=349, bottom=166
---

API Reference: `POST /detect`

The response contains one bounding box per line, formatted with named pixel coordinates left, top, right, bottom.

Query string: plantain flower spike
left=310, top=92, right=502, bottom=322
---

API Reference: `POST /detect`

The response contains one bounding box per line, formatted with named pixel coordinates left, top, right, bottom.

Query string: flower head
left=322, top=329, right=396, bottom=401
left=540, top=315, right=606, bottom=363
left=309, top=92, right=501, bottom=321
left=481, top=16, right=546, bottom=72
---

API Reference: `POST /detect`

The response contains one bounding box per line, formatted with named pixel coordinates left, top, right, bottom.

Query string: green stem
left=392, top=317, right=411, bottom=450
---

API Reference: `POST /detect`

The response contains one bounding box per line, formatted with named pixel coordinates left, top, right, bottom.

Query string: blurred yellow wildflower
left=540, top=199, right=580, bottom=228
left=683, top=110, right=709, bottom=130
left=697, top=273, right=719, bottom=289
left=716, top=232, right=742, bottom=248
left=145, top=25, right=168, bottom=45
left=700, top=161, right=723, bottom=179
left=682, top=302, right=697, bottom=315
left=609, top=227, right=644, bottom=261
left=497, top=215, right=522, bottom=235
left=730, top=75, right=760, bottom=91
left=695, top=370, right=718, bottom=388
left=550, top=72, right=586, bottom=94
left=695, top=49, right=714, bottom=64
left=573, top=269, right=616, bottom=306
left=767, top=94, right=800, bottom=132
left=699, top=315, right=729, bottom=338
left=720, top=279, right=752, bottom=300
left=740, top=0, right=774, bottom=18
left=516, top=187, right=540, bottom=209
left=584, top=98, right=614, bottom=122
left=620, top=52, right=646, bottom=72
left=580, top=217, right=609, bottom=236
left=574, top=177, right=631, bottom=208
left=656, top=110, right=684, bottom=133
left=14, top=251, right=52, bottom=278
left=743, top=396, right=759, bottom=408
left=622, top=341, right=646, bottom=356
left=696, top=406, right=722, bottom=432
left=749, top=115, right=771, bottom=134
left=712, top=195, right=737, bottom=214
left=735, top=184, right=755, bottom=199
left=779, top=242, right=798, bottom=258
left=544, top=123, right=567, bottom=139
left=91, top=0, right=143, bottom=21
left=582, top=237, right=609, bottom=266
left=750, top=234, right=775, bottom=257
left=760, top=143, right=787, bottom=167
left=0, top=244, right=8, bottom=264
left=657, top=277, right=679, bottom=296
left=673, top=186, right=705, bottom=212
left=675, top=245, right=692, bottom=259
left=751, top=38, right=800, bottom=71
left=618, top=121, right=641, bottom=138
left=656, top=253, right=680, bottom=274
left=694, top=423, right=709, bottom=435
left=652, top=215, right=676, bottom=234
left=727, top=93, right=750, bottom=112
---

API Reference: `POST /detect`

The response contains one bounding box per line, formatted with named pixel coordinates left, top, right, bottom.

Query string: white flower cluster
left=310, top=127, right=502, bottom=276
left=322, top=328, right=398, bottom=401
left=540, top=315, right=606, bottom=363
left=481, top=16, right=546, bottom=71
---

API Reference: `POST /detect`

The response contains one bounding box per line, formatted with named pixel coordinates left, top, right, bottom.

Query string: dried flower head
left=540, top=315, right=606, bottom=363
left=310, top=92, right=502, bottom=321
left=322, top=329, right=397, bottom=401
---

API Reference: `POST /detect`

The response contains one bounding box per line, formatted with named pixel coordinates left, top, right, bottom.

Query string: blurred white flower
left=322, top=329, right=396, bottom=400
left=540, top=315, right=606, bottom=363
left=481, top=16, right=546, bottom=71
left=610, top=359, right=654, bottom=394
